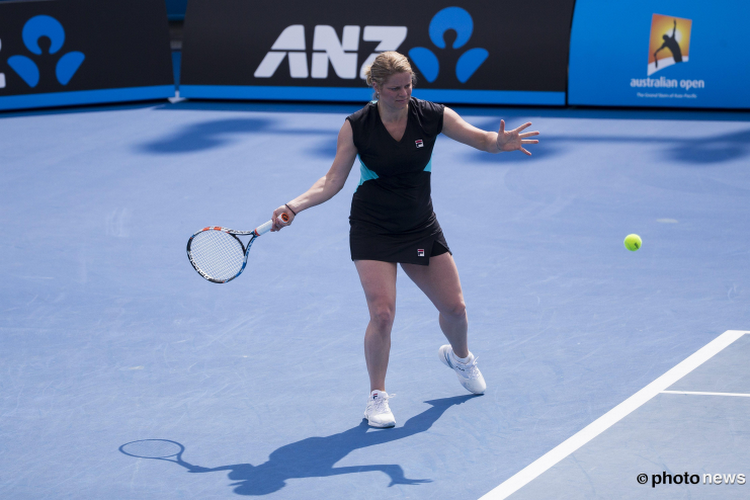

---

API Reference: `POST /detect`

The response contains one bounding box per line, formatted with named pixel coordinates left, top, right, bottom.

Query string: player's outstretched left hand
left=497, top=120, right=539, bottom=156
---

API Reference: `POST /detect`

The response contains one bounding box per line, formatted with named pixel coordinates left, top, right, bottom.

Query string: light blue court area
left=491, top=331, right=750, bottom=499
left=1, top=101, right=750, bottom=500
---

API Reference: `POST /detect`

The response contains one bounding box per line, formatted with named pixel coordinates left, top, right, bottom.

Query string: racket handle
left=255, top=214, right=289, bottom=236
left=255, top=220, right=274, bottom=235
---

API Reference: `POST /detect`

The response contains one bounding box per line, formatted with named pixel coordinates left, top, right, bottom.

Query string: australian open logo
left=7, top=15, right=85, bottom=88
left=648, top=14, right=691, bottom=76
left=631, top=14, right=704, bottom=98
left=409, top=7, right=488, bottom=84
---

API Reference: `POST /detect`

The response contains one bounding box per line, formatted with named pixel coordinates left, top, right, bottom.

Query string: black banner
left=0, top=0, right=174, bottom=110
left=181, top=0, right=574, bottom=105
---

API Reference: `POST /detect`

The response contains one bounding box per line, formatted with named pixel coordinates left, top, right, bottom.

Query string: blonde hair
left=364, top=51, right=417, bottom=96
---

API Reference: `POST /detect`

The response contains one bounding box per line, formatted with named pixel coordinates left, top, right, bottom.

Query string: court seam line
left=661, top=390, right=750, bottom=398
left=479, top=329, right=749, bottom=500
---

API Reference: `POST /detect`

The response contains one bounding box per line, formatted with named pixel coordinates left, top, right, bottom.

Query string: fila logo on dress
left=415, top=139, right=424, bottom=148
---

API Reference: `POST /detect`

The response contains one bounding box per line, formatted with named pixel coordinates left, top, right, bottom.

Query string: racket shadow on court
left=119, top=394, right=478, bottom=495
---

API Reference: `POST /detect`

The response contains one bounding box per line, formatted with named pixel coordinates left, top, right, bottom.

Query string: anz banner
left=569, top=0, right=750, bottom=109
left=0, top=0, right=174, bottom=111
left=180, top=0, right=574, bottom=105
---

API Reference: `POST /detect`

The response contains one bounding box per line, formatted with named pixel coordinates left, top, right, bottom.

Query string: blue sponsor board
left=569, top=0, right=750, bottom=109
left=0, top=0, right=174, bottom=111
left=181, top=0, right=573, bottom=106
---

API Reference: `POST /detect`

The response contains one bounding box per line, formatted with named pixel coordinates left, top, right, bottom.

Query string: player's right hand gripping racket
left=186, top=214, right=288, bottom=284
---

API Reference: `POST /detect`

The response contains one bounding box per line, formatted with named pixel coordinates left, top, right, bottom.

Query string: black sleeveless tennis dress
left=346, top=97, right=451, bottom=265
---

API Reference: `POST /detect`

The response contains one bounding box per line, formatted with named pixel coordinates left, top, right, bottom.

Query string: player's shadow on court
left=666, top=128, right=750, bottom=165
left=138, top=118, right=276, bottom=153
left=122, top=395, right=477, bottom=495
left=466, top=126, right=750, bottom=166
left=138, top=117, right=337, bottom=155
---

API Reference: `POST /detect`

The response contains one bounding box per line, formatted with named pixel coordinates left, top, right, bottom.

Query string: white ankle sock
left=453, top=351, right=473, bottom=364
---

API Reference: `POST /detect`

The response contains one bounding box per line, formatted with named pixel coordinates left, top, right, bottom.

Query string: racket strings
left=189, top=230, right=245, bottom=282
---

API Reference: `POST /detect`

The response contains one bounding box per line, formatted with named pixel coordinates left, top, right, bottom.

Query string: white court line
left=661, top=390, right=750, bottom=398
left=479, top=330, right=749, bottom=500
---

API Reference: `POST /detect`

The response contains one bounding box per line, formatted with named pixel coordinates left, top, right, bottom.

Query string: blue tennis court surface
left=485, top=330, right=750, bottom=499
left=1, top=101, right=749, bottom=499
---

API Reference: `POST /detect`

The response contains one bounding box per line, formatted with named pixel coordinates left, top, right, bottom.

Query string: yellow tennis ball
left=624, top=234, right=642, bottom=251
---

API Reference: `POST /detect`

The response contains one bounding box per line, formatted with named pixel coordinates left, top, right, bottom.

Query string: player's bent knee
left=369, top=305, right=396, bottom=330
left=441, top=300, right=467, bottom=320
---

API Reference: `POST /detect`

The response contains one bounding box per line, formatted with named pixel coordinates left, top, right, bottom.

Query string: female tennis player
left=272, top=51, right=539, bottom=428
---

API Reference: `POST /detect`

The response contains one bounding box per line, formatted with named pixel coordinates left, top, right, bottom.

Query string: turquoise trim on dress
left=358, top=158, right=379, bottom=187
left=356, top=156, right=431, bottom=189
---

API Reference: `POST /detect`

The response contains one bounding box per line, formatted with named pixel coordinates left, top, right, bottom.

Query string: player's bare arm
left=442, top=107, right=539, bottom=156
left=272, top=121, right=358, bottom=230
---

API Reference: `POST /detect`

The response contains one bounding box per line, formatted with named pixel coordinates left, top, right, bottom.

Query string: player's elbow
left=323, top=175, right=346, bottom=197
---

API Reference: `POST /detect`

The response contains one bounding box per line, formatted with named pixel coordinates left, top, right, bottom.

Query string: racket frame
left=186, top=220, right=273, bottom=284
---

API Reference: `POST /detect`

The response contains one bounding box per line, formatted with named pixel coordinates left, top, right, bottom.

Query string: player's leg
left=400, top=252, right=468, bottom=357
left=354, top=260, right=399, bottom=427
left=354, top=260, right=398, bottom=392
left=401, top=253, right=486, bottom=394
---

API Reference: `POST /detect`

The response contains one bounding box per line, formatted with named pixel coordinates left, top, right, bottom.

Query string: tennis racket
left=187, top=214, right=289, bottom=284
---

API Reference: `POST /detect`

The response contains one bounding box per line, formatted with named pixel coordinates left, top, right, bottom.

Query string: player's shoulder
left=409, top=96, right=445, bottom=122
left=409, top=97, right=444, bottom=134
left=409, top=97, right=445, bottom=118
left=347, top=100, right=378, bottom=123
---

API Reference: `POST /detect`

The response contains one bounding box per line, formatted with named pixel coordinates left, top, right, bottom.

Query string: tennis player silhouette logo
left=7, top=15, right=85, bottom=88
left=408, top=7, right=488, bottom=84
left=648, top=14, right=692, bottom=76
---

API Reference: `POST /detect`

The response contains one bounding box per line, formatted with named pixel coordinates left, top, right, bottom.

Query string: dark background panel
left=0, top=0, right=173, bottom=95
left=181, top=0, right=575, bottom=92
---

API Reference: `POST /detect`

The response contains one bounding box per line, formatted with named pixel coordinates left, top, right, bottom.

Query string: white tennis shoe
left=364, top=390, right=396, bottom=428
left=438, top=345, right=486, bottom=395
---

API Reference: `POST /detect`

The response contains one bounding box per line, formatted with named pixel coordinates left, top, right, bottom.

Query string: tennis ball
left=624, top=234, right=642, bottom=251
